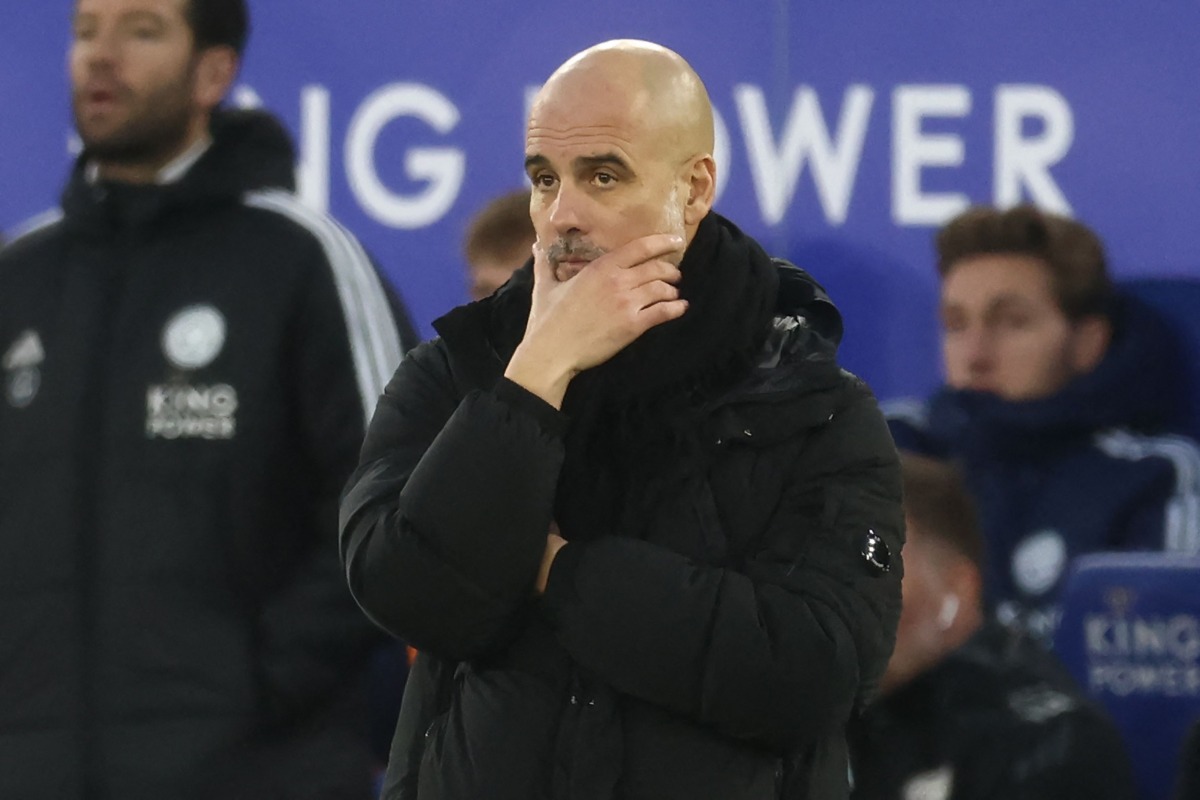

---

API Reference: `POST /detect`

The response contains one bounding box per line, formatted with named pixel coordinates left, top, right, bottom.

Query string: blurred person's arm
left=1095, top=431, right=1200, bottom=554
left=256, top=232, right=414, bottom=726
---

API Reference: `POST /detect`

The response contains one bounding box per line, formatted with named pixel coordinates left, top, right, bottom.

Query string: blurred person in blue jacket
left=0, top=0, right=417, bottom=797
left=886, top=205, right=1200, bottom=644
left=849, top=454, right=1137, bottom=800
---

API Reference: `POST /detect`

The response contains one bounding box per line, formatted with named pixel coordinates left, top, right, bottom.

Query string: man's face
left=468, top=248, right=528, bottom=301
left=70, top=0, right=200, bottom=163
left=525, top=82, right=687, bottom=282
left=940, top=254, right=1083, bottom=401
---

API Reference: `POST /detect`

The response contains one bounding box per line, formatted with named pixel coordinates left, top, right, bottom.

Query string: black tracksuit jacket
left=0, top=109, right=417, bottom=798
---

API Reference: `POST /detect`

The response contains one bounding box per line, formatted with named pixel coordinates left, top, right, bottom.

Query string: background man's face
left=70, top=0, right=199, bottom=163
left=940, top=254, right=1082, bottom=401
left=525, top=80, right=686, bottom=282
left=468, top=249, right=527, bottom=301
left=882, top=524, right=955, bottom=693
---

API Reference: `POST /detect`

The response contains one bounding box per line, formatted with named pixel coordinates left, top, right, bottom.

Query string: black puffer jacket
left=341, top=215, right=904, bottom=799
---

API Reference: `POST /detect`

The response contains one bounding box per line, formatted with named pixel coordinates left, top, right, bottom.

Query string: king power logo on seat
left=1085, top=586, right=1200, bottom=699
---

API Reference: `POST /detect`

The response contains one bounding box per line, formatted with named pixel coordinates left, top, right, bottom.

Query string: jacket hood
left=199, top=108, right=297, bottom=193
left=774, top=260, right=843, bottom=346
left=927, top=291, right=1183, bottom=454
left=61, top=108, right=296, bottom=232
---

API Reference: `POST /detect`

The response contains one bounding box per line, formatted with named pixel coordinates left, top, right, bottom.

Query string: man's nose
left=79, top=28, right=121, bottom=70
left=963, top=326, right=995, bottom=371
left=548, top=182, right=585, bottom=236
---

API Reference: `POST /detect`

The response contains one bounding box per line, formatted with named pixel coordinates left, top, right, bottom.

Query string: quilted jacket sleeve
left=340, top=342, right=569, bottom=661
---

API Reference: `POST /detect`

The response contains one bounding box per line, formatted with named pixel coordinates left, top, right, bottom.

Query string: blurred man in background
left=462, top=188, right=535, bottom=301
left=0, top=0, right=417, bottom=796
left=886, top=205, right=1200, bottom=643
left=849, top=454, right=1137, bottom=800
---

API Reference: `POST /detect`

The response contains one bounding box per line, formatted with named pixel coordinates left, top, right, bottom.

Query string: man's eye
left=594, top=173, right=616, bottom=186
left=531, top=174, right=556, bottom=189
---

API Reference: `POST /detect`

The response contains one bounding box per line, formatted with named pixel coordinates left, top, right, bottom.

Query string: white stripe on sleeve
left=5, top=208, right=65, bottom=244
left=1095, top=428, right=1200, bottom=554
left=244, top=189, right=405, bottom=425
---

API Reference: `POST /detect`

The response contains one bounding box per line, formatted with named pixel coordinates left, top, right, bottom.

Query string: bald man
left=341, top=40, right=904, bottom=800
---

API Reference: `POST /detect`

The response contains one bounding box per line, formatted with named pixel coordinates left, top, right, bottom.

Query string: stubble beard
left=546, top=186, right=688, bottom=276
left=73, top=68, right=198, bottom=170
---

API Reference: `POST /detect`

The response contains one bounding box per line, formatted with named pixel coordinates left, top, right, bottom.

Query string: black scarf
left=467, top=212, right=780, bottom=542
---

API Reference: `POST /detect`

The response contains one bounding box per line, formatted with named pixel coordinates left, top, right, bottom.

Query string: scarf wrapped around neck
left=463, top=212, right=780, bottom=542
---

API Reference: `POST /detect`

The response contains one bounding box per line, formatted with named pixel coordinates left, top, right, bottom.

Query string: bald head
left=524, top=39, right=718, bottom=270
left=532, top=39, right=715, bottom=164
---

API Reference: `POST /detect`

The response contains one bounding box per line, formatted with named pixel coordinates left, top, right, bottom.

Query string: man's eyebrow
left=524, top=155, right=549, bottom=172
left=523, top=153, right=633, bottom=174
left=986, top=293, right=1036, bottom=312
left=575, top=153, right=630, bottom=173
left=124, top=10, right=167, bottom=24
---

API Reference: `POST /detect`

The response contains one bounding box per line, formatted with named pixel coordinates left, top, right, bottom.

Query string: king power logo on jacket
left=146, top=304, right=239, bottom=441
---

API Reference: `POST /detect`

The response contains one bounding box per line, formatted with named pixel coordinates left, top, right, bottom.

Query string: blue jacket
left=886, top=293, right=1200, bottom=642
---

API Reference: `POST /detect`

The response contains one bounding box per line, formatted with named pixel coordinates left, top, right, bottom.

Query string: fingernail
left=671, top=235, right=685, bottom=246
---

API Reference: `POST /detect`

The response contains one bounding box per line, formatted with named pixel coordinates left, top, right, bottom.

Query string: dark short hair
left=463, top=189, right=535, bottom=268
left=184, top=0, right=249, bottom=56
left=900, top=454, right=984, bottom=573
left=935, top=204, right=1113, bottom=321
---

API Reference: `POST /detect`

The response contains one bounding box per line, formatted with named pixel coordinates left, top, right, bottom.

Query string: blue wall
left=6, top=2, right=1200, bottom=402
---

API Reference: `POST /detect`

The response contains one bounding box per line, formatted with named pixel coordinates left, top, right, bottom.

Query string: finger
left=636, top=298, right=690, bottom=329
left=631, top=279, right=681, bottom=310
left=530, top=241, right=556, bottom=286
left=625, top=258, right=682, bottom=287
left=605, top=233, right=686, bottom=270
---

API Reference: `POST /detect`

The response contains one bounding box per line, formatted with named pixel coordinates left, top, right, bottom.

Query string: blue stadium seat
left=1053, top=552, right=1200, bottom=800
left=1122, top=278, right=1200, bottom=441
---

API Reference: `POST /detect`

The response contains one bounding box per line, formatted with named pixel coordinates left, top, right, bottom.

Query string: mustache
left=545, top=236, right=606, bottom=266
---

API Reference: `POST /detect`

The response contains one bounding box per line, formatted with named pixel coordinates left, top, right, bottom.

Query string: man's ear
left=1069, top=314, right=1112, bottom=375
left=945, top=557, right=982, bottom=613
left=682, top=155, right=716, bottom=225
left=193, top=46, right=239, bottom=111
